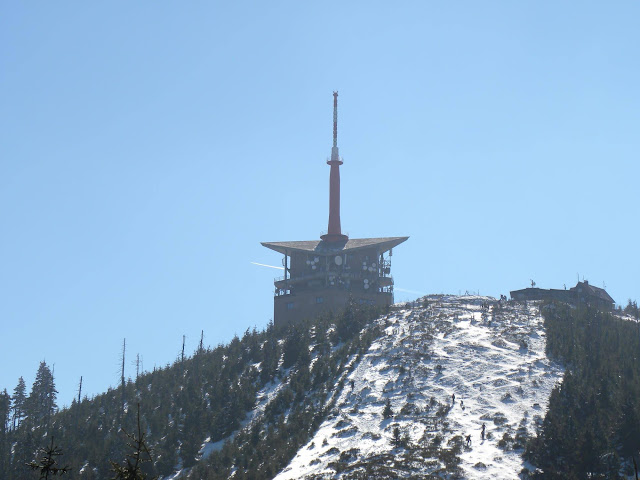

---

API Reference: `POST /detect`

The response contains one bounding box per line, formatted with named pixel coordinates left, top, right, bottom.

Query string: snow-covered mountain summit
left=275, top=295, right=564, bottom=479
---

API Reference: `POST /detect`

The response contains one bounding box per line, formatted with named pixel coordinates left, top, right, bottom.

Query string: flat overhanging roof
left=261, top=236, right=408, bottom=255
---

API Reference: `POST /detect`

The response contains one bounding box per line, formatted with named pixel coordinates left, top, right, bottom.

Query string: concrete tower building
left=262, top=92, right=408, bottom=327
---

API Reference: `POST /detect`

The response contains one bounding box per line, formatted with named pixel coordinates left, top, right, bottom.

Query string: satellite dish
left=314, top=257, right=319, bottom=262
left=312, top=265, right=316, bottom=270
left=362, top=265, right=367, bottom=270
left=335, top=255, right=343, bottom=265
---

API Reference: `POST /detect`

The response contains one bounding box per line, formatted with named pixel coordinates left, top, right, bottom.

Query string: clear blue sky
left=2, top=2, right=638, bottom=405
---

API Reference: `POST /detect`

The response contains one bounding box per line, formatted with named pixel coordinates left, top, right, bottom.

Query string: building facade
left=262, top=93, right=408, bottom=327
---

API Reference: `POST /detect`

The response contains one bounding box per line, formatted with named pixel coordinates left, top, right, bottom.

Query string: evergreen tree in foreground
left=26, top=436, right=69, bottom=479
left=110, top=404, right=157, bottom=480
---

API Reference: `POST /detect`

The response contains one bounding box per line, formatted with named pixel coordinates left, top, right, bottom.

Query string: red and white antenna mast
left=321, top=91, right=349, bottom=243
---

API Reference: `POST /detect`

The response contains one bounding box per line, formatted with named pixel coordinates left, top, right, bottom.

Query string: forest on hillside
left=2, top=298, right=640, bottom=479
left=0, top=302, right=384, bottom=480
left=525, top=300, right=640, bottom=479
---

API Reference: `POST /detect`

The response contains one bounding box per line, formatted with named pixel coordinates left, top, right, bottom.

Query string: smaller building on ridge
left=510, top=280, right=615, bottom=309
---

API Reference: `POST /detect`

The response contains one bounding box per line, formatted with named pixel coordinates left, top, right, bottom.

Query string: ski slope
left=275, top=295, right=564, bottom=479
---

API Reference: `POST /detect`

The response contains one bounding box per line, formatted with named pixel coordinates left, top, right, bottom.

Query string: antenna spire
left=331, top=91, right=339, bottom=160
left=333, top=92, right=338, bottom=148
left=321, top=91, right=348, bottom=243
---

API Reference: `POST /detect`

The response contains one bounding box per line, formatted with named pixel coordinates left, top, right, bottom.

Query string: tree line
left=525, top=301, right=640, bottom=479
left=0, top=301, right=384, bottom=479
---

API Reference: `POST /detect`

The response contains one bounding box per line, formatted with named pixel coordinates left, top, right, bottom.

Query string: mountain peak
left=275, top=295, right=563, bottom=479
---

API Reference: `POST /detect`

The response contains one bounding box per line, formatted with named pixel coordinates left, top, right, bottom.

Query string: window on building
left=316, top=296, right=324, bottom=304
left=287, top=302, right=294, bottom=310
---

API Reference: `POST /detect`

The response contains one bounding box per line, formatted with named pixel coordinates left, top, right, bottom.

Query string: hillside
left=1, top=302, right=384, bottom=480
left=525, top=302, right=640, bottom=479
left=274, top=295, right=563, bottom=479
left=4, top=296, right=640, bottom=479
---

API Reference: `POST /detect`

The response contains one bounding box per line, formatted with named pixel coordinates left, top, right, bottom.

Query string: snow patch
left=275, top=296, right=564, bottom=479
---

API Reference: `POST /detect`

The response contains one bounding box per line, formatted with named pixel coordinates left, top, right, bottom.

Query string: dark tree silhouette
left=11, top=377, right=27, bottom=430
left=26, top=436, right=69, bottom=479
left=383, top=398, right=393, bottom=419
left=28, top=362, right=57, bottom=428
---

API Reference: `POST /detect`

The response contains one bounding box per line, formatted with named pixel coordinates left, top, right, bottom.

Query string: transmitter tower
left=262, top=92, right=408, bottom=327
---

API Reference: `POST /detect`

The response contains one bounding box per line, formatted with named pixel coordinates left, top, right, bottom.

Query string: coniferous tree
left=526, top=302, right=640, bottom=478
left=390, top=426, right=398, bottom=445
left=28, top=362, right=58, bottom=428
left=11, top=376, right=27, bottom=430
left=383, top=399, right=393, bottom=419
left=618, top=395, right=640, bottom=458
left=623, top=299, right=639, bottom=319
left=12, top=426, right=37, bottom=480
left=26, top=436, right=69, bottom=479
left=0, top=389, right=9, bottom=433
left=0, top=389, right=10, bottom=475
left=110, top=404, right=157, bottom=480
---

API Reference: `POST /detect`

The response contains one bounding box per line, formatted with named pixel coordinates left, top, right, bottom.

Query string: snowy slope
left=274, top=295, right=564, bottom=479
